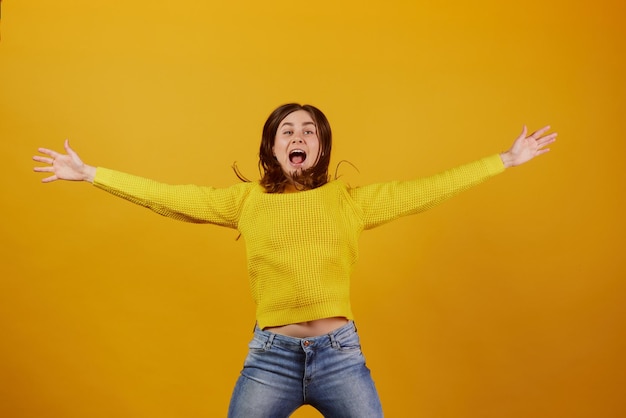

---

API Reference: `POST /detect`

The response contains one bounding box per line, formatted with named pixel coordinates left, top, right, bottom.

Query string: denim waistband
left=253, top=320, right=357, bottom=350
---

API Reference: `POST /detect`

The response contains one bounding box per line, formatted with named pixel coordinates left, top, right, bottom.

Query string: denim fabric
left=227, top=321, right=383, bottom=417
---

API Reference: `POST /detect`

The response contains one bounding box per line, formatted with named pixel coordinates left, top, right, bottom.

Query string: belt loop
left=329, top=331, right=339, bottom=349
left=265, top=333, right=276, bottom=350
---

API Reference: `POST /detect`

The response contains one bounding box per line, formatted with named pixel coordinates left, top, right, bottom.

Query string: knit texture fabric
left=93, top=154, right=505, bottom=328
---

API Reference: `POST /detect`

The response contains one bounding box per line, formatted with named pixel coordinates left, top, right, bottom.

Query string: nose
left=292, top=137, right=304, bottom=143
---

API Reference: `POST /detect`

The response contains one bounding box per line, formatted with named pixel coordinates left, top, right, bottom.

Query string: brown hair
left=255, top=103, right=332, bottom=193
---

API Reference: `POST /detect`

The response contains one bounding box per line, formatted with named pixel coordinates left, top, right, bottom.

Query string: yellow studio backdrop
left=1, top=0, right=624, bottom=417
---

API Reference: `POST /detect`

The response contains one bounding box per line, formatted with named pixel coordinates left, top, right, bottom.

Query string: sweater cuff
left=92, top=167, right=115, bottom=188
left=484, top=154, right=506, bottom=175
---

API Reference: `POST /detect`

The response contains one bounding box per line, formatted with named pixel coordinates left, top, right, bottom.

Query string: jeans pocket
left=247, top=335, right=269, bottom=353
left=332, top=331, right=362, bottom=353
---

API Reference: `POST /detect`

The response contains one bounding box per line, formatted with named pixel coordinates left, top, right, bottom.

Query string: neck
left=283, top=182, right=301, bottom=193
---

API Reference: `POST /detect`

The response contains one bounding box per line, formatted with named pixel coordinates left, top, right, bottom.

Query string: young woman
left=33, top=103, right=556, bottom=417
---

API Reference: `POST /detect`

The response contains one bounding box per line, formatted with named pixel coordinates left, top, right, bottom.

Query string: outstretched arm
left=33, top=139, right=96, bottom=183
left=32, top=139, right=251, bottom=227
left=500, top=125, right=557, bottom=168
left=350, top=125, right=557, bottom=229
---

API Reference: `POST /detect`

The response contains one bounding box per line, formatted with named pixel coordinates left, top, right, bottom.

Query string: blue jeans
left=228, top=321, right=383, bottom=417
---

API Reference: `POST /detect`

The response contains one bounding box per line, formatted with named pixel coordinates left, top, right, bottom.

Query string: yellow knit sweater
left=93, top=154, right=505, bottom=328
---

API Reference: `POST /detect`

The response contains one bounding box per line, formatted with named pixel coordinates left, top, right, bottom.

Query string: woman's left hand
left=500, top=125, right=557, bottom=168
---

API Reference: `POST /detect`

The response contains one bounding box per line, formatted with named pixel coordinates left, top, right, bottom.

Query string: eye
left=305, top=130, right=315, bottom=135
left=282, top=130, right=293, bottom=135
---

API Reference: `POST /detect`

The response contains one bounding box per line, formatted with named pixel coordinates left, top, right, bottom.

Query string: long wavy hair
left=235, top=103, right=333, bottom=193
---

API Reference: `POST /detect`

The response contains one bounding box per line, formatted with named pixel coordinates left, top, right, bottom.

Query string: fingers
left=32, top=155, right=55, bottom=165
left=33, top=145, right=60, bottom=181
left=529, top=125, right=552, bottom=140
left=33, top=141, right=79, bottom=183
left=36, top=146, right=60, bottom=159
left=32, top=163, right=58, bottom=182
left=535, top=148, right=551, bottom=157
left=33, top=140, right=70, bottom=169
left=33, top=165, right=54, bottom=173
left=35, top=139, right=73, bottom=160
left=537, top=132, right=557, bottom=147
left=41, top=174, right=59, bottom=183
left=64, top=138, right=75, bottom=156
left=524, top=125, right=558, bottom=151
left=33, top=165, right=57, bottom=183
left=530, top=127, right=556, bottom=158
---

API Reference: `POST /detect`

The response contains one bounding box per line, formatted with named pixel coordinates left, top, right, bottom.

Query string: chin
left=286, top=165, right=305, bottom=174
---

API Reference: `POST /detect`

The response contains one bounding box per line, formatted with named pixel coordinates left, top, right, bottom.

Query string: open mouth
left=289, top=149, right=307, bottom=165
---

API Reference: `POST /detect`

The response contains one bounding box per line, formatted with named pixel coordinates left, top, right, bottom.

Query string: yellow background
left=1, top=0, right=624, bottom=417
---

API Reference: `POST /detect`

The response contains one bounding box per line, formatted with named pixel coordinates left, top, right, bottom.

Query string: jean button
left=303, top=340, right=311, bottom=347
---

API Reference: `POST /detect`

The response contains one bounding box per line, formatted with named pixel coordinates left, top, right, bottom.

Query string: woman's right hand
left=33, top=139, right=96, bottom=183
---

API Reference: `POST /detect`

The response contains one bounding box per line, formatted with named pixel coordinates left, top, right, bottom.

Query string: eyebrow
left=279, top=121, right=316, bottom=128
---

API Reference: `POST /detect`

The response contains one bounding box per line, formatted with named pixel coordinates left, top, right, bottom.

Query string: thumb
left=64, top=138, right=79, bottom=159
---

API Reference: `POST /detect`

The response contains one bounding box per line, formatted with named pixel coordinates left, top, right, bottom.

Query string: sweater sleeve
left=347, top=154, right=505, bottom=230
left=93, top=168, right=254, bottom=229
